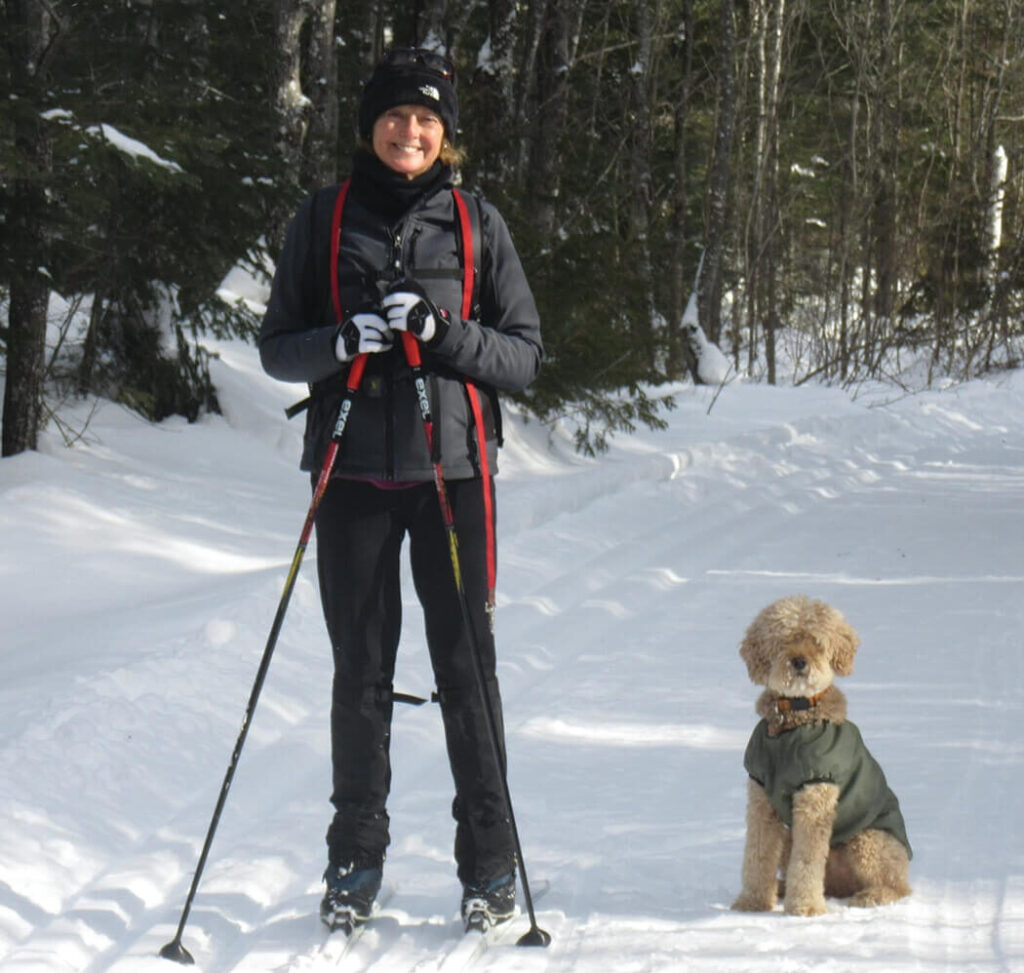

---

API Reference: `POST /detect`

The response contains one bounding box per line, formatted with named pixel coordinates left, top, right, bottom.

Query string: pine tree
left=2, top=1, right=286, bottom=439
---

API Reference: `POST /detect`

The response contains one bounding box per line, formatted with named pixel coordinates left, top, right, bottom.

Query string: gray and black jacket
left=259, top=157, right=542, bottom=480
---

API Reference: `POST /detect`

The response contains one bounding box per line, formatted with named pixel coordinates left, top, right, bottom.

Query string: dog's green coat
left=744, top=718, right=912, bottom=857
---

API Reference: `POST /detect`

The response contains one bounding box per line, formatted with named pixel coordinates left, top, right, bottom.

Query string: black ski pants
left=314, top=475, right=515, bottom=886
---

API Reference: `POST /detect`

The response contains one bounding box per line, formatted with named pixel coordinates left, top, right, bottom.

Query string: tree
left=740, top=0, right=789, bottom=385
left=664, top=0, right=696, bottom=377
left=3, top=1, right=284, bottom=439
left=5, top=0, right=1024, bottom=462
left=626, top=0, right=658, bottom=369
left=2, top=0, right=60, bottom=456
left=267, top=0, right=341, bottom=253
left=698, top=0, right=736, bottom=357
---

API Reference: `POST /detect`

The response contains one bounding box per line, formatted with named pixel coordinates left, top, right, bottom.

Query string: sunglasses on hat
left=380, top=47, right=456, bottom=83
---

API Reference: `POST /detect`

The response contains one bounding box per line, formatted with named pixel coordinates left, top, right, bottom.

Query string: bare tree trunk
left=986, top=145, right=1008, bottom=280
left=268, top=0, right=343, bottom=251
left=2, top=0, right=59, bottom=456
left=977, top=1, right=1015, bottom=370
left=738, top=0, right=786, bottom=383
left=829, top=0, right=865, bottom=381
left=267, top=0, right=312, bottom=251
left=77, top=288, right=106, bottom=396
left=837, top=0, right=877, bottom=376
left=513, top=0, right=549, bottom=186
left=302, top=0, right=339, bottom=191
left=667, top=0, right=696, bottom=378
left=761, top=0, right=785, bottom=385
left=525, top=0, right=575, bottom=237
left=628, top=0, right=655, bottom=245
left=869, top=0, right=898, bottom=356
left=700, top=0, right=735, bottom=355
left=273, top=0, right=312, bottom=166
left=3, top=277, right=50, bottom=457
left=742, top=0, right=763, bottom=377
left=628, top=0, right=657, bottom=368
left=489, top=0, right=518, bottom=128
left=836, top=81, right=859, bottom=380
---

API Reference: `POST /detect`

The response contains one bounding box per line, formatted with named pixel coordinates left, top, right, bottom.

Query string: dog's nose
left=791, top=656, right=807, bottom=673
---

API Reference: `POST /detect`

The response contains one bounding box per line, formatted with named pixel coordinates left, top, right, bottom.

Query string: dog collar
left=776, top=689, right=828, bottom=713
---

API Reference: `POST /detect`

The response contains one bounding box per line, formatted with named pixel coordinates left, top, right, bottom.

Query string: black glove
left=381, top=280, right=449, bottom=344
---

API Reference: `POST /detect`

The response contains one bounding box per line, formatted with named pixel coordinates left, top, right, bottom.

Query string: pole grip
left=347, top=352, right=369, bottom=391
left=400, top=331, right=422, bottom=368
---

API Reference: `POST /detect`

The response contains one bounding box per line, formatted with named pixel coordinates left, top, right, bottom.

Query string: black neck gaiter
left=349, top=149, right=452, bottom=221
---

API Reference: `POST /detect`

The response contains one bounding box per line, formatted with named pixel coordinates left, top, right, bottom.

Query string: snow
left=85, top=123, right=183, bottom=173
left=2, top=339, right=1024, bottom=971
left=680, top=282, right=731, bottom=387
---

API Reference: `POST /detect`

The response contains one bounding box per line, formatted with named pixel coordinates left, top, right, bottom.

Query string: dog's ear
left=739, top=614, right=774, bottom=685
left=823, top=606, right=860, bottom=676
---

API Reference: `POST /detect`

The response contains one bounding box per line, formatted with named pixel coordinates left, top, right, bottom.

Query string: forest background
left=3, top=0, right=1023, bottom=458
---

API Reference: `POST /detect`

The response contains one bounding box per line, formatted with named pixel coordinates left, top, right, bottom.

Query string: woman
left=259, top=48, right=542, bottom=933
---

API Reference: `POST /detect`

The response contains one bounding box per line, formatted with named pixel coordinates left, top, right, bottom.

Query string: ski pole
left=399, top=332, right=550, bottom=947
left=160, top=354, right=369, bottom=965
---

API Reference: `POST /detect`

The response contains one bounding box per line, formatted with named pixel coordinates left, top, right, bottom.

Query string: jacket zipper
left=384, top=202, right=432, bottom=478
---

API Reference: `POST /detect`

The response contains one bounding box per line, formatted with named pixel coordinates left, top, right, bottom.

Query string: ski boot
left=320, top=864, right=382, bottom=934
left=461, top=871, right=516, bottom=932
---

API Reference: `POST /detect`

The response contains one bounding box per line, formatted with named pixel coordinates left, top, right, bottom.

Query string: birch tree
left=743, top=0, right=787, bottom=383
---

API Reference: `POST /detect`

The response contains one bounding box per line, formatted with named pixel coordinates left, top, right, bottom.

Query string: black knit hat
left=358, top=48, right=458, bottom=141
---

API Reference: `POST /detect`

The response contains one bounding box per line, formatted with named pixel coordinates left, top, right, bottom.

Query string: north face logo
left=419, top=84, right=440, bottom=102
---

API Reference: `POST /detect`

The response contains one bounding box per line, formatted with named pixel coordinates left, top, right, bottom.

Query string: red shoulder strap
left=451, top=188, right=475, bottom=321
left=330, top=179, right=351, bottom=324
left=452, top=189, right=496, bottom=614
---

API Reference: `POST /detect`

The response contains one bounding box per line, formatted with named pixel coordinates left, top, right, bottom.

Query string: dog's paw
left=731, top=891, right=776, bottom=912
left=848, top=886, right=909, bottom=908
left=784, top=897, right=827, bottom=916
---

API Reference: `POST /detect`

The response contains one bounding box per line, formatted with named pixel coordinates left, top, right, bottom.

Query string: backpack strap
left=452, top=188, right=478, bottom=319
left=452, top=189, right=496, bottom=622
left=330, top=178, right=351, bottom=324
left=452, top=189, right=503, bottom=444
left=285, top=180, right=351, bottom=420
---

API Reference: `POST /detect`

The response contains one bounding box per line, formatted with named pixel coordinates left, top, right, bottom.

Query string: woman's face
left=372, top=104, right=444, bottom=179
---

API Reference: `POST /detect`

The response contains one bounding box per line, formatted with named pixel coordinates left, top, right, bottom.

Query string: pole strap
left=393, top=690, right=439, bottom=706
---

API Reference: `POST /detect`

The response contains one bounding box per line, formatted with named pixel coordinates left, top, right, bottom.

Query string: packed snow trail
left=1, top=344, right=1023, bottom=971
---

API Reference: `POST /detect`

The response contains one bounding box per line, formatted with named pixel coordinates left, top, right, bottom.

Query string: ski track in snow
left=1, top=343, right=1023, bottom=971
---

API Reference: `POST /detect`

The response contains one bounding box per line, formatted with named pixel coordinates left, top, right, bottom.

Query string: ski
left=437, top=879, right=550, bottom=972
left=312, top=884, right=396, bottom=967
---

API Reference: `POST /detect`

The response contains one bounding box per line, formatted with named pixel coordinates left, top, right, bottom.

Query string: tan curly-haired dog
left=731, top=595, right=912, bottom=916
